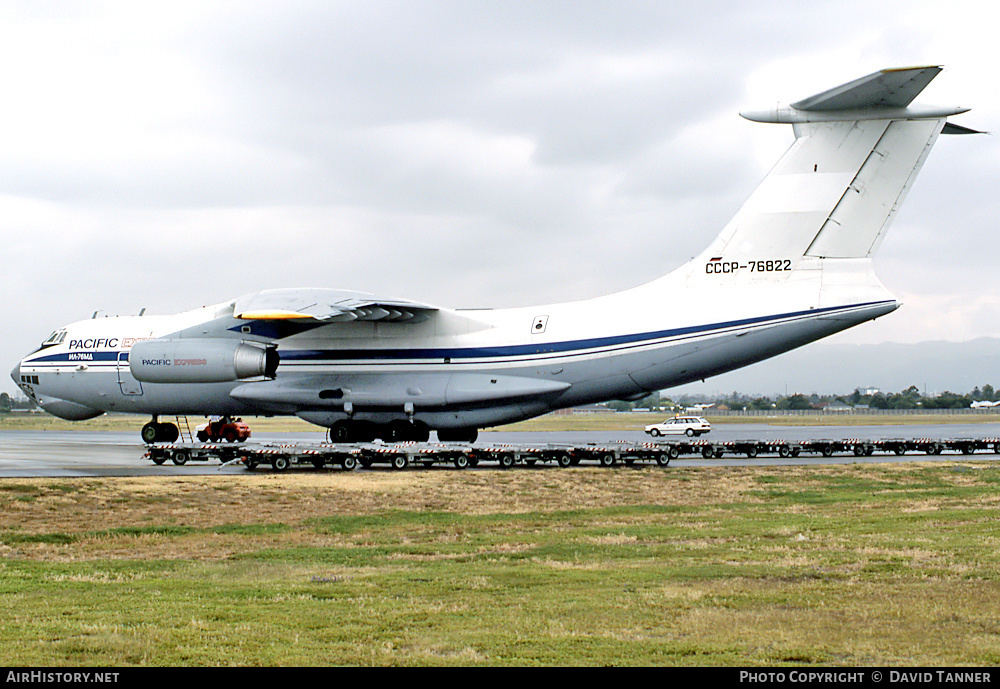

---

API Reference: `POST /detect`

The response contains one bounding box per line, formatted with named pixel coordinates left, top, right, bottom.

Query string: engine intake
left=129, top=339, right=278, bottom=383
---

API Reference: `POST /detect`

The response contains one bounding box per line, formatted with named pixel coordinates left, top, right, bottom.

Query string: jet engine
left=129, top=339, right=278, bottom=383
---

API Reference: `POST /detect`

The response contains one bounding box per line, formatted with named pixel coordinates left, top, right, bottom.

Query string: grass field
left=2, top=462, right=1000, bottom=666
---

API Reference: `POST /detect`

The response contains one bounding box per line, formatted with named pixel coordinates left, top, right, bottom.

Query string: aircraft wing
left=233, top=288, right=438, bottom=323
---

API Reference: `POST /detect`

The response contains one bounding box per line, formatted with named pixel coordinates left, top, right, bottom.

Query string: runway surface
left=3, top=423, right=1000, bottom=477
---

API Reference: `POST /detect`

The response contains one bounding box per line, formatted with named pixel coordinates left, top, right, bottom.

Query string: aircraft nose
left=10, top=362, right=20, bottom=386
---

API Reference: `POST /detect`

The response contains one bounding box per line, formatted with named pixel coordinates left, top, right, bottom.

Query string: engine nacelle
left=129, top=339, right=278, bottom=384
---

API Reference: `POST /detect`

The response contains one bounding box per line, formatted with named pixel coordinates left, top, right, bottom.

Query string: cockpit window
left=41, top=329, right=67, bottom=348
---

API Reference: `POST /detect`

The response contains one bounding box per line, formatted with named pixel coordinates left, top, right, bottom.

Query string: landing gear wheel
left=141, top=423, right=160, bottom=444
left=383, top=421, right=408, bottom=443
left=437, top=428, right=478, bottom=443
left=329, top=422, right=352, bottom=443
left=163, top=424, right=179, bottom=442
left=142, top=422, right=179, bottom=444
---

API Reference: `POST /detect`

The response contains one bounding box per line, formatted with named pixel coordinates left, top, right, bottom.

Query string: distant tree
left=0, top=392, right=10, bottom=413
left=923, top=391, right=972, bottom=409
left=869, top=393, right=889, bottom=409
left=777, top=393, right=812, bottom=410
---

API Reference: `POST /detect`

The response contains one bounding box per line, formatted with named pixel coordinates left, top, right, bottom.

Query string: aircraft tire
left=411, top=422, right=431, bottom=443
left=438, top=428, right=478, bottom=443
left=329, top=422, right=352, bottom=443
left=162, top=424, right=179, bottom=442
left=141, top=423, right=159, bottom=444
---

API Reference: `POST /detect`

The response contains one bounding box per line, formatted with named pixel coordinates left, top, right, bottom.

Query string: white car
left=644, top=416, right=711, bottom=437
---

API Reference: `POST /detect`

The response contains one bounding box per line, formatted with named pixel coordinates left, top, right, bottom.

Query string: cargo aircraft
left=12, top=67, right=980, bottom=444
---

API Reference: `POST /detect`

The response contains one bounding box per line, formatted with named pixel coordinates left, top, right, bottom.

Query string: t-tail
left=616, top=66, right=980, bottom=388
left=682, top=66, right=978, bottom=303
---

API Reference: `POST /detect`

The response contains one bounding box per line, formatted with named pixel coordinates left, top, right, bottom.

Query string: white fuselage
left=13, top=257, right=896, bottom=430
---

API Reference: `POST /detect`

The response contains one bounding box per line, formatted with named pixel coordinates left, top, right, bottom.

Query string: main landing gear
left=141, top=417, right=179, bottom=444
left=327, top=420, right=478, bottom=444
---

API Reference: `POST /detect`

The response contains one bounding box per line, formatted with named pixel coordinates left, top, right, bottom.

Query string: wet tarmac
left=3, top=422, right=1000, bottom=477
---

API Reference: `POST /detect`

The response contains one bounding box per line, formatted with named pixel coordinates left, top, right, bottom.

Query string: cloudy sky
left=4, top=1, right=997, bottom=395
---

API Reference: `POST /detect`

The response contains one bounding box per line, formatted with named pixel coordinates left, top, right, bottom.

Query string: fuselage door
left=117, top=351, right=143, bottom=396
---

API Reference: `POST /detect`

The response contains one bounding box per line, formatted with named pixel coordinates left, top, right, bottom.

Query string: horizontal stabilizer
left=942, top=122, right=987, bottom=135
left=791, top=66, right=941, bottom=111
left=740, top=66, right=969, bottom=124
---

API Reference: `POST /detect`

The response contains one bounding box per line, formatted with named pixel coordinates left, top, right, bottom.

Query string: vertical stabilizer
left=692, top=67, right=972, bottom=275
left=802, top=117, right=944, bottom=258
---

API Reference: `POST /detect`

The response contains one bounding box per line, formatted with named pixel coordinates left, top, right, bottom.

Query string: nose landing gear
left=141, top=417, right=179, bottom=444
